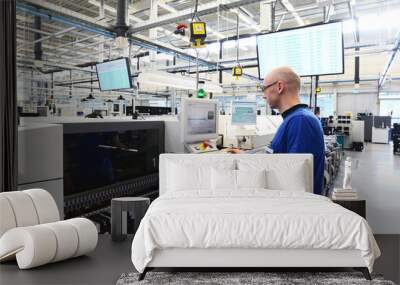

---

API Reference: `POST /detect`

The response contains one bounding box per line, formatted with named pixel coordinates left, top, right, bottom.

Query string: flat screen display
left=231, top=101, right=257, bottom=125
left=187, top=102, right=217, bottom=135
left=96, top=58, right=132, bottom=91
left=257, top=22, right=344, bottom=78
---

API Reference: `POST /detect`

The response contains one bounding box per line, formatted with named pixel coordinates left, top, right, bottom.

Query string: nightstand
left=111, top=197, right=150, bottom=242
left=332, top=199, right=366, bottom=219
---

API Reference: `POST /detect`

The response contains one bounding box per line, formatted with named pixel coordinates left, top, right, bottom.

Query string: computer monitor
left=231, top=101, right=257, bottom=126
left=96, top=58, right=133, bottom=91
left=181, top=98, right=218, bottom=143
left=257, top=22, right=344, bottom=78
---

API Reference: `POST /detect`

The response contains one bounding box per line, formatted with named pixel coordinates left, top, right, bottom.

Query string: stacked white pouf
left=0, top=189, right=98, bottom=269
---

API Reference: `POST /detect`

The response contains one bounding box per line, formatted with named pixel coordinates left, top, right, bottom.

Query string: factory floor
left=1, top=143, right=399, bottom=285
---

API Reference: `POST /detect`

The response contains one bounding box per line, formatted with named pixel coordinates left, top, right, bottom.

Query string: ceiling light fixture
left=137, top=71, right=223, bottom=93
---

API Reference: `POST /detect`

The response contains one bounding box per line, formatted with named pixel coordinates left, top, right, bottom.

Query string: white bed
left=131, top=154, right=380, bottom=280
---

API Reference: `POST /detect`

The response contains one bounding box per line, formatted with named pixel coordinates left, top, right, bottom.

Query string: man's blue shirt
left=271, top=104, right=325, bottom=195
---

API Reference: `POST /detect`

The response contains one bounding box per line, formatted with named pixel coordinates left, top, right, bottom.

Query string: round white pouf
left=0, top=226, right=57, bottom=269
left=0, top=196, right=17, bottom=237
left=65, top=218, right=98, bottom=257
left=42, top=221, right=79, bottom=262
left=23, top=189, right=60, bottom=223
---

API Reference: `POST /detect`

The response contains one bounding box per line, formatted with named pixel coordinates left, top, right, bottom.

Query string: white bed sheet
left=131, top=190, right=380, bottom=273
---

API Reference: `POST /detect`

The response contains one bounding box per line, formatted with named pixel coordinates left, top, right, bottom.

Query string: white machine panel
left=18, top=123, right=64, bottom=217
left=18, top=124, right=63, bottom=184
left=219, top=115, right=281, bottom=149
left=372, top=127, right=389, bottom=144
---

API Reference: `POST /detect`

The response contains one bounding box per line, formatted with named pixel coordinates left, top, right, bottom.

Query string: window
left=300, top=94, right=334, bottom=117
left=380, top=99, right=400, bottom=125
left=318, top=94, right=334, bottom=117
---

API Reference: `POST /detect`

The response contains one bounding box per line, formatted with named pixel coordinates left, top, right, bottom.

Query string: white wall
left=337, top=92, right=379, bottom=115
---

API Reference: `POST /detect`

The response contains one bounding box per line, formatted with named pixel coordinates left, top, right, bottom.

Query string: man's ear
left=278, top=81, right=284, bottom=94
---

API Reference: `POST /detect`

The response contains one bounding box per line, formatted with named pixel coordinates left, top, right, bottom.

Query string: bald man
left=262, top=67, right=325, bottom=195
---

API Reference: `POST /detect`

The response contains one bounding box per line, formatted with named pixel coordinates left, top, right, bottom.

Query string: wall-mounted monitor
left=231, top=101, right=257, bottom=126
left=257, top=22, right=344, bottom=78
left=180, top=98, right=218, bottom=143
left=96, top=58, right=133, bottom=91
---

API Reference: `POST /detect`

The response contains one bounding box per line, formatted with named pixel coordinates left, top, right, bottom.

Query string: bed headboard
left=159, top=154, right=314, bottom=195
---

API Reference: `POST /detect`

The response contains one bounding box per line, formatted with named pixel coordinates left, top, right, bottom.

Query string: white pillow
left=167, top=160, right=235, bottom=192
left=237, top=158, right=309, bottom=192
left=211, top=169, right=237, bottom=191
left=236, top=169, right=267, bottom=189
left=168, top=163, right=211, bottom=191
left=266, top=163, right=307, bottom=191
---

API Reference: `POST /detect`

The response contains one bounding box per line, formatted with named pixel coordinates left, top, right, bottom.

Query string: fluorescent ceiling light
left=206, top=42, right=220, bottom=53
left=137, top=71, right=223, bottom=93
left=343, top=10, right=400, bottom=34
left=154, top=53, right=174, bottom=61
left=232, top=8, right=260, bottom=32
left=280, top=0, right=305, bottom=26
left=223, top=37, right=256, bottom=51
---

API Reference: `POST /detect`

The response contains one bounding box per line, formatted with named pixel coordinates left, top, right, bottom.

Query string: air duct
left=34, top=16, right=42, bottom=60
left=115, top=0, right=129, bottom=37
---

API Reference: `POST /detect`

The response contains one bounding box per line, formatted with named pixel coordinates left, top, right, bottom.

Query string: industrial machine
left=372, top=116, right=391, bottom=144
left=393, top=123, right=400, bottom=155
left=322, top=115, right=365, bottom=150
left=180, top=98, right=219, bottom=154
left=109, top=101, right=126, bottom=116
left=218, top=114, right=282, bottom=150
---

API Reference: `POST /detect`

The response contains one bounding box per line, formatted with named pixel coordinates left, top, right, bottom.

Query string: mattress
left=131, top=190, right=380, bottom=273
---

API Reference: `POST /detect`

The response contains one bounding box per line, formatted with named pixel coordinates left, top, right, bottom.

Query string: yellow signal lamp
left=232, top=65, right=243, bottom=80
left=190, top=22, right=207, bottom=48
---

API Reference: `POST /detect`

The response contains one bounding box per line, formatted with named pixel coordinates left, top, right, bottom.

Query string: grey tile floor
left=334, top=142, right=400, bottom=284
left=0, top=235, right=134, bottom=285
left=1, top=143, right=399, bottom=285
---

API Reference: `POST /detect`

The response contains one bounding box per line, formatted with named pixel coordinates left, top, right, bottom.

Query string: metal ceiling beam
left=23, top=0, right=109, bottom=29
left=128, top=0, right=272, bottom=34
left=378, top=31, right=400, bottom=89
left=17, top=1, right=260, bottom=81
left=17, top=2, right=114, bottom=37
left=17, top=58, right=95, bottom=73
left=88, top=0, right=191, bottom=43
left=17, top=24, right=51, bottom=36
left=17, top=26, right=77, bottom=51
left=157, top=2, right=225, bottom=39
left=54, top=34, right=99, bottom=50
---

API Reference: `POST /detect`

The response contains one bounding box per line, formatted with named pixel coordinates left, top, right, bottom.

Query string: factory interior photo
left=0, top=0, right=399, bottom=284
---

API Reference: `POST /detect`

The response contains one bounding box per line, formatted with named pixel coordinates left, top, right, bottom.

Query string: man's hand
left=225, top=148, right=242, bottom=154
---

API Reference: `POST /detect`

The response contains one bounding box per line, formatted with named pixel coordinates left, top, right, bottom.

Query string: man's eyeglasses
left=261, top=81, right=278, bottom=92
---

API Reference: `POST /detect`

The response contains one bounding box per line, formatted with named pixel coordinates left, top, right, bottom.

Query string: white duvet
left=131, top=190, right=380, bottom=273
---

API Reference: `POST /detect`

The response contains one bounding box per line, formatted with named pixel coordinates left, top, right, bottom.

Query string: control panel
left=185, top=140, right=218, bottom=154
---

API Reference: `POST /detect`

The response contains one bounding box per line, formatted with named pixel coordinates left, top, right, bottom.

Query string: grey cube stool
left=111, top=197, right=150, bottom=242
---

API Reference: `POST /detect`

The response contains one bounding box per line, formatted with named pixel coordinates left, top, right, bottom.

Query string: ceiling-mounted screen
left=257, top=22, right=344, bottom=78
left=96, top=58, right=132, bottom=91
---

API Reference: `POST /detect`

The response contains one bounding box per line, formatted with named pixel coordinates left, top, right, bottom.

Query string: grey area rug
left=116, top=272, right=396, bottom=285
